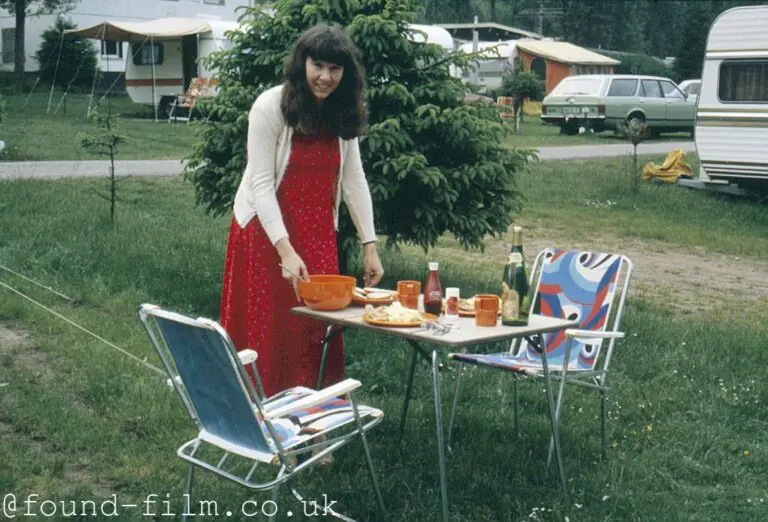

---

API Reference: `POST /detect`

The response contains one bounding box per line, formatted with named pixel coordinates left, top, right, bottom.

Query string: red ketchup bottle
left=423, top=262, right=443, bottom=317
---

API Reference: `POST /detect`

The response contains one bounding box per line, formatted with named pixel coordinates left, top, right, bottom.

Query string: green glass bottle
left=501, top=227, right=530, bottom=326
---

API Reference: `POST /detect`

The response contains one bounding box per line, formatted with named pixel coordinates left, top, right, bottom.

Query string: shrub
left=499, top=68, right=546, bottom=116
left=594, top=49, right=674, bottom=79
left=35, top=18, right=98, bottom=89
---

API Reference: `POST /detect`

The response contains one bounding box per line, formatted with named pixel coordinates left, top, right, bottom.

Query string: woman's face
left=305, top=57, right=344, bottom=102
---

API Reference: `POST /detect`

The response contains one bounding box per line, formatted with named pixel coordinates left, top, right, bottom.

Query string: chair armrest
left=264, top=379, right=362, bottom=420
left=565, top=329, right=625, bottom=340
left=238, top=349, right=258, bottom=365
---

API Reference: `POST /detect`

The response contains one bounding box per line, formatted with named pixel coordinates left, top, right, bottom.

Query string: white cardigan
left=233, top=85, right=377, bottom=246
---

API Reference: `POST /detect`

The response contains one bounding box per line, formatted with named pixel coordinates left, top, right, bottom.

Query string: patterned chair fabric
left=451, top=249, right=623, bottom=372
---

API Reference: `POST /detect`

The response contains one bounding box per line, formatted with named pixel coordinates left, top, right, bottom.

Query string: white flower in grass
left=602, top=495, right=610, bottom=502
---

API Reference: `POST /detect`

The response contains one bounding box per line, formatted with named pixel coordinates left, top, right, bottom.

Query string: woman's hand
left=362, top=243, right=384, bottom=287
left=275, top=238, right=309, bottom=300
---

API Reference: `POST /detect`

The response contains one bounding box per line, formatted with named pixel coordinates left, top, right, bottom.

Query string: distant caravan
left=695, top=5, right=768, bottom=192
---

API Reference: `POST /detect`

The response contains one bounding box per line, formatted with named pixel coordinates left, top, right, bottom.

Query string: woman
left=220, top=25, right=384, bottom=397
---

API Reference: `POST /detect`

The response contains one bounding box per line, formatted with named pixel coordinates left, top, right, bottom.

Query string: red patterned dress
left=219, top=132, right=344, bottom=397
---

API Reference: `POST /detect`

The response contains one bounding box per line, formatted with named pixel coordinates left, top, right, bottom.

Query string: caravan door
left=182, top=35, right=199, bottom=92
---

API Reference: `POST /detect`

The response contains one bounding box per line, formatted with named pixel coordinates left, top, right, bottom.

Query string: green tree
left=674, top=2, right=713, bottom=81
left=421, top=0, right=472, bottom=23
left=596, top=49, right=673, bottom=78
left=78, top=108, right=127, bottom=225
left=499, top=68, right=545, bottom=119
left=185, top=0, right=535, bottom=270
left=0, top=0, right=79, bottom=89
left=35, top=17, right=97, bottom=89
left=644, top=0, right=686, bottom=59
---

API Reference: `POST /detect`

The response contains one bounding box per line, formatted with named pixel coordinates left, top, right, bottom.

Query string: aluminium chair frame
left=139, top=304, right=386, bottom=522
left=446, top=249, right=632, bottom=482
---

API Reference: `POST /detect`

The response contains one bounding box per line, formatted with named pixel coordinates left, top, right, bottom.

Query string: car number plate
left=563, top=106, right=588, bottom=114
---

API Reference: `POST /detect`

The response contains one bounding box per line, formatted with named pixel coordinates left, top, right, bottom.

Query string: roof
left=515, top=40, right=619, bottom=65
left=438, top=22, right=541, bottom=42
left=63, top=17, right=237, bottom=40
left=707, top=5, right=768, bottom=53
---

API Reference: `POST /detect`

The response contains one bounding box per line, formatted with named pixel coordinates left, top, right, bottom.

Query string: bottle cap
left=446, top=287, right=460, bottom=299
left=428, top=262, right=439, bottom=271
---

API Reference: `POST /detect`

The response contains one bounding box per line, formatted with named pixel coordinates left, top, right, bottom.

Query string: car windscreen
left=552, top=78, right=603, bottom=96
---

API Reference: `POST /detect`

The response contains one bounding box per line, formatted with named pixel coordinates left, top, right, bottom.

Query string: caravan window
left=101, top=40, right=123, bottom=59
left=719, top=60, right=768, bottom=103
left=132, top=42, right=164, bottom=66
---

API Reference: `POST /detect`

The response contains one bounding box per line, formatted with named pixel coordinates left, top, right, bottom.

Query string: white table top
left=291, top=306, right=579, bottom=348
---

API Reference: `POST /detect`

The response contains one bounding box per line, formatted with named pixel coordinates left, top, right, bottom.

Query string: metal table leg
left=316, top=325, right=347, bottom=389
left=536, top=332, right=566, bottom=490
left=398, top=348, right=419, bottom=440
left=431, top=349, right=449, bottom=522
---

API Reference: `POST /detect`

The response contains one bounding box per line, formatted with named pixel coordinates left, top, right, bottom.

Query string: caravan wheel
left=158, top=96, right=176, bottom=119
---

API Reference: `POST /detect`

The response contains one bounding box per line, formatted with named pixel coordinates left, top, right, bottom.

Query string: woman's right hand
left=279, top=251, right=310, bottom=301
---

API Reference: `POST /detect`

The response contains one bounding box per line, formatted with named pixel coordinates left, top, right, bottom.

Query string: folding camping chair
left=446, top=249, right=632, bottom=485
left=168, top=77, right=210, bottom=123
left=138, top=304, right=386, bottom=521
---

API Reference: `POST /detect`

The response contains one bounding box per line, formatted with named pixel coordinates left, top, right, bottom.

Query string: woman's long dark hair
left=281, top=25, right=367, bottom=140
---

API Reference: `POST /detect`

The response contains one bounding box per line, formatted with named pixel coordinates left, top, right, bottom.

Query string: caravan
left=66, top=17, right=238, bottom=117
left=694, top=5, right=768, bottom=190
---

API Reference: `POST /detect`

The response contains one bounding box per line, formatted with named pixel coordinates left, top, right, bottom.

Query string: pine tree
left=675, top=2, right=714, bottom=81
left=185, top=0, right=535, bottom=268
left=35, top=17, right=97, bottom=89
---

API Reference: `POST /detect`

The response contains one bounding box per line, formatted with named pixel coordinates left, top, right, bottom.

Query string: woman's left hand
left=362, top=243, right=384, bottom=287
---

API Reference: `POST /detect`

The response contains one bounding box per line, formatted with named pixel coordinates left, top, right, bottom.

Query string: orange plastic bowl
left=298, top=275, right=356, bottom=311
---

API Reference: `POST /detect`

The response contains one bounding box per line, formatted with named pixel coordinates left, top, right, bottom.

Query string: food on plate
left=442, top=295, right=502, bottom=313
left=354, top=286, right=397, bottom=301
left=364, top=302, right=424, bottom=323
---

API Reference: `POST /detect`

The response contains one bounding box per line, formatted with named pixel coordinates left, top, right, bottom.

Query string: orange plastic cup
left=475, top=294, right=500, bottom=327
left=397, top=280, right=421, bottom=310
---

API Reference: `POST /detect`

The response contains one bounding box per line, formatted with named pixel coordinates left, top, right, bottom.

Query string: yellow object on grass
left=641, top=148, right=692, bottom=184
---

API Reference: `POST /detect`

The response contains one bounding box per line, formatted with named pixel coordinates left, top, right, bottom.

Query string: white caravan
left=694, top=5, right=768, bottom=191
left=66, top=17, right=238, bottom=116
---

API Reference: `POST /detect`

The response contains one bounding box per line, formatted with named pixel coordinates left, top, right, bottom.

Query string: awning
left=63, top=17, right=213, bottom=41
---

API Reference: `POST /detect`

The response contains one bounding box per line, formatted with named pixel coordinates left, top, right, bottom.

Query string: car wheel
left=562, top=120, right=579, bottom=135
left=627, top=113, right=645, bottom=127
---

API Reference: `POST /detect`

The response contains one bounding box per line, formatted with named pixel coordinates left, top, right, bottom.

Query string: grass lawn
left=1, top=157, right=767, bottom=521
left=505, top=118, right=692, bottom=149
left=1, top=91, right=198, bottom=161
left=0, top=91, right=693, bottom=162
